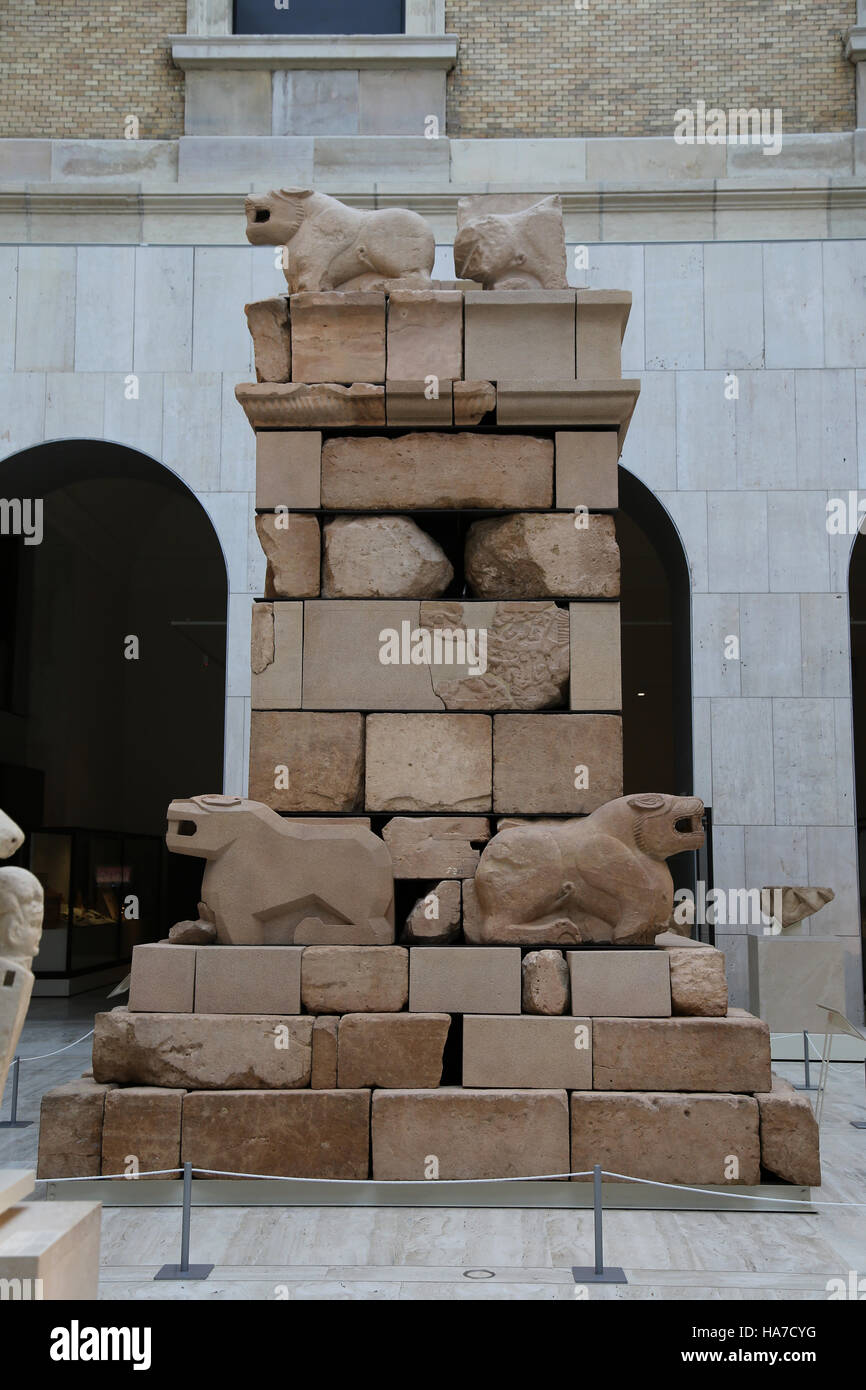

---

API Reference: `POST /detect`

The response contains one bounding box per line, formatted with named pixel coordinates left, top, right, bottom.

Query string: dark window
left=234, top=0, right=405, bottom=35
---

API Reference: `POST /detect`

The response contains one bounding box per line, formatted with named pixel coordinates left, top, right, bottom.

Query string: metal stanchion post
left=572, top=1165, right=627, bottom=1285
left=794, top=1030, right=817, bottom=1091
left=155, top=1163, right=214, bottom=1281
left=0, top=1057, right=32, bottom=1129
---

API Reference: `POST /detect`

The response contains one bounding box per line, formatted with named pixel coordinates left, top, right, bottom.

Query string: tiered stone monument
left=37, top=193, right=819, bottom=1191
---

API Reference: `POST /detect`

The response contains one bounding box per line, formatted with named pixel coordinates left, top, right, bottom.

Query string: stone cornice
left=845, top=25, right=866, bottom=61
left=169, top=34, right=459, bottom=70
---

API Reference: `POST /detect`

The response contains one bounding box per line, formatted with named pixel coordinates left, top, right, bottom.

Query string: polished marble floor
left=3, top=987, right=866, bottom=1301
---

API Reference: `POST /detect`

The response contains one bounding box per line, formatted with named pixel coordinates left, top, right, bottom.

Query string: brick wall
left=445, top=0, right=856, bottom=138
left=0, top=0, right=185, bottom=140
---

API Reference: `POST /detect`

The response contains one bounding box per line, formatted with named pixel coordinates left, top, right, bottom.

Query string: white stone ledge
left=845, top=25, right=866, bottom=60
left=169, top=34, right=459, bottom=70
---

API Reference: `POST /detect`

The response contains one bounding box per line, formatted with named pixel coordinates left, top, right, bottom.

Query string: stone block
left=419, top=600, right=569, bottom=710
left=366, top=713, right=492, bottom=812
left=249, top=711, right=364, bottom=812
left=570, top=1092, right=761, bottom=1184
left=186, top=69, right=273, bottom=136
left=466, top=512, right=620, bottom=599
left=37, top=1076, right=116, bottom=1179
left=301, top=946, right=409, bottom=1014
left=568, top=950, right=671, bottom=1017
left=236, top=382, right=386, bottom=429
left=386, top=380, right=454, bottom=426
left=337, top=1012, right=450, bottom=1088
left=183, top=1090, right=370, bottom=1179
left=463, top=1015, right=592, bottom=1088
left=0, top=1201, right=101, bottom=1301
left=747, top=937, right=847, bottom=1033
left=101, top=1087, right=184, bottom=1181
left=555, top=431, right=619, bottom=510
left=592, top=1013, right=772, bottom=1093
left=256, top=513, right=320, bottom=598
left=245, top=296, right=291, bottom=383
left=576, top=291, right=631, bottom=379
left=302, top=601, right=437, bottom=710
left=92, top=1008, right=313, bottom=1090
left=193, top=945, right=303, bottom=1014
left=409, top=945, right=521, bottom=1013
left=386, top=289, right=463, bottom=381
left=128, top=942, right=196, bottom=1014
left=496, top=381, right=641, bottom=439
left=453, top=380, right=496, bottom=425
left=464, top=291, right=576, bottom=380
left=522, top=949, right=570, bottom=1014
left=290, top=291, right=386, bottom=384
left=756, top=1075, right=821, bottom=1186
left=322, top=516, right=453, bottom=598
left=667, top=946, right=729, bottom=1017
left=321, top=432, right=552, bottom=510
left=403, top=880, right=462, bottom=943
left=251, top=601, right=302, bottom=709
left=492, top=714, right=623, bottom=814
left=311, top=1016, right=339, bottom=1089
left=358, top=69, right=446, bottom=137
left=569, top=603, right=622, bottom=711
left=382, top=816, right=491, bottom=878
left=255, top=431, right=321, bottom=510
left=372, top=1088, right=569, bottom=1180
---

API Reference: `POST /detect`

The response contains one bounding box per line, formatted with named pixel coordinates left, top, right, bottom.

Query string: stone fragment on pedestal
left=666, top=946, right=729, bottom=1017
left=101, top=1087, right=184, bottom=1180
left=337, top=1013, right=450, bottom=1088
left=193, top=945, right=303, bottom=1014
left=759, top=885, right=835, bottom=929
left=454, top=196, right=568, bottom=291
left=409, top=945, right=521, bottom=1014
left=237, top=381, right=386, bottom=429
left=290, top=291, right=386, bottom=384
left=322, top=515, right=453, bottom=598
left=183, top=1089, right=371, bottom=1179
left=256, top=512, right=321, bottom=598
left=256, top=431, right=321, bottom=510
left=382, top=816, right=490, bottom=878
left=37, top=1076, right=117, bottom=1179
left=128, top=942, right=196, bottom=1013
left=386, top=289, right=463, bottom=380
left=366, top=713, right=492, bottom=812
left=403, top=880, right=462, bottom=943
left=249, top=711, right=365, bottom=812
left=756, top=1075, right=821, bottom=1185
left=301, top=946, right=409, bottom=1014
left=465, top=512, right=620, bottom=599
left=570, top=1092, right=761, bottom=1184
left=464, top=290, right=576, bottom=379
left=568, top=950, right=672, bottom=1018
left=462, top=1015, right=592, bottom=1088
left=522, top=950, right=570, bottom=1015
left=592, top=1012, right=772, bottom=1093
left=492, top=713, right=623, bottom=814
left=245, top=296, right=291, bottom=383
left=555, top=431, right=619, bottom=510
left=420, top=600, right=570, bottom=711
left=453, top=380, right=496, bottom=425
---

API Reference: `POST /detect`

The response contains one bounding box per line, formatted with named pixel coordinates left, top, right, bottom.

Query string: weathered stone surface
left=183, top=1089, right=371, bottom=1179
left=128, top=942, right=196, bottom=1013
left=420, top=600, right=570, bottom=711
left=366, top=713, right=492, bottom=812
left=337, top=1013, right=450, bottom=1088
left=37, top=1076, right=116, bottom=1179
left=463, top=1015, right=592, bottom=1088
left=385, top=380, right=454, bottom=427
left=322, top=516, right=453, bottom=598
left=245, top=296, right=291, bottom=383
left=249, top=711, right=365, bottom=812
left=522, top=949, right=570, bottom=1015
left=492, top=713, right=623, bottom=815
left=256, top=431, right=321, bottom=510
left=667, top=946, right=729, bottom=1017
left=236, top=382, right=386, bottom=429
left=403, top=880, right=462, bottom=943
left=372, top=1088, right=569, bottom=1180
left=304, top=600, right=441, bottom=710
left=168, top=919, right=216, bottom=945
left=311, top=1016, right=339, bottom=1089
left=555, top=431, right=619, bottom=510
left=464, top=290, right=575, bottom=380
left=455, top=196, right=568, bottom=290
left=466, top=512, right=619, bottom=599
left=576, top=291, right=631, bottom=380
left=453, top=380, right=496, bottom=425
left=92, top=1008, right=313, bottom=1090
left=592, top=1013, right=772, bottom=1093
left=568, top=950, right=672, bottom=1017
left=194, top=945, right=303, bottom=1014
left=570, top=1092, right=761, bottom=1185
left=290, top=291, right=386, bottom=384
left=409, top=945, right=521, bottom=1014
left=321, top=433, right=552, bottom=510
left=760, top=885, right=835, bottom=928
left=166, top=794, right=393, bottom=943
left=756, top=1075, right=821, bottom=1186
left=382, top=816, right=491, bottom=878
left=386, top=289, right=463, bottom=380
left=301, top=945, right=408, bottom=1014
left=102, top=1087, right=184, bottom=1182
left=251, top=601, right=303, bottom=709
left=256, top=513, right=320, bottom=598
left=569, top=603, right=622, bottom=711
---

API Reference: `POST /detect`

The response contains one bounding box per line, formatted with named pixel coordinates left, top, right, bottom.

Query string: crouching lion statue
left=245, top=188, right=436, bottom=294
left=166, top=795, right=395, bottom=945
left=0, top=806, right=44, bottom=1103
left=465, top=793, right=705, bottom=946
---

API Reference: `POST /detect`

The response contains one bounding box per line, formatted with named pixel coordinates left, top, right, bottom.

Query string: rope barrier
left=15, top=1029, right=94, bottom=1063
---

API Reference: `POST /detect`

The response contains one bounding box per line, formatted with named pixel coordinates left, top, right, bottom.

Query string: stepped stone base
left=182, top=1090, right=371, bottom=1180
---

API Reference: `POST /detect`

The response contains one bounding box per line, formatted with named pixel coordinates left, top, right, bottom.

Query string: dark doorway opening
left=848, top=533, right=866, bottom=990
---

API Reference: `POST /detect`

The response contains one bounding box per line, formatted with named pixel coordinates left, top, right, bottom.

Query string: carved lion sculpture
left=166, top=794, right=395, bottom=945
left=453, top=195, right=568, bottom=290
left=245, top=188, right=436, bottom=294
left=465, top=793, right=705, bottom=946
left=0, top=807, right=44, bottom=1103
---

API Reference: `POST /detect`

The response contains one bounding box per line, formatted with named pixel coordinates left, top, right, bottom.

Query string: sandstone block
left=576, top=291, right=631, bottom=380
left=322, top=516, right=453, bottom=599
left=249, top=711, right=364, bottom=812
left=372, top=1088, right=569, bottom=1180
left=453, top=380, right=496, bottom=425
left=337, top=1012, right=450, bottom=1088
left=667, top=946, right=729, bottom=1017
left=183, top=1090, right=370, bottom=1179
left=311, top=1016, right=339, bottom=1089
left=290, top=291, right=386, bottom=384
left=403, top=881, right=462, bottom=943
left=0, top=1201, right=102, bottom=1301
left=366, top=713, right=492, bottom=812
left=37, top=1076, right=116, bottom=1179
left=302, top=601, right=438, bottom=710
left=301, top=945, right=408, bottom=1014
left=245, top=296, right=291, bottom=383
left=236, top=382, right=385, bottom=430
left=382, top=816, right=490, bottom=878
left=522, top=950, right=570, bottom=1014
left=193, top=945, right=303, bottom=1014
left=463, top=1015, right=592, bottom=1088
left=256, top=513, right=320, bottom=598
left=409, top=945, right=521, bottom=1014
left=251, top=601, right=303, bottom=709
left=321, top=433, right=552, bottom=511
left=419, top=600, right=569, bottom=711
left=92, top=1008, right=313, bottom=1090
left=495, top=381, right=640, bottom=438
left=592, top=1013, right=772, bottom=1093
left=570, top=1091, right=761, bottom=1184
left=756, top=1075, right=821, bottom=1186
left=256, top=431, right=321, bottom=510
left=493, top=714, right=623, bottom=814
left=569, top=603, right=622, bottom=711
left=386, top=290, right=463, bottom=380
left=466, top=512, right=620, bottom=600
left=385, top=380, right=454, bottom=426
left=568, top=949, right=671, bottom=1018
left=102, top=1087, right=184, bottom=1181
left=464, top=291, right=576, bottom=380
left=128, top=942, right=196, bottom=1014
left=555, top=431, right=619, bottom=510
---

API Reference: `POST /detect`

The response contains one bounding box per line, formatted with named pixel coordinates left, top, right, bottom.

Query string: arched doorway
left=0, top=440, right=227, bottom=991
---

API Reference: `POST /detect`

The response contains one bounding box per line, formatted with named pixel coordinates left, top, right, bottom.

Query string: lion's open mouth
left=168, top=819, right=197, bottom=838
left=674, top=816, right=699, bottom=835
left=253, top=208, right=270, bottom=223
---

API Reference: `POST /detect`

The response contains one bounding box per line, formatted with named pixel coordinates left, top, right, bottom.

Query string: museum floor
left=2, top=989, right=865, bottom=1301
